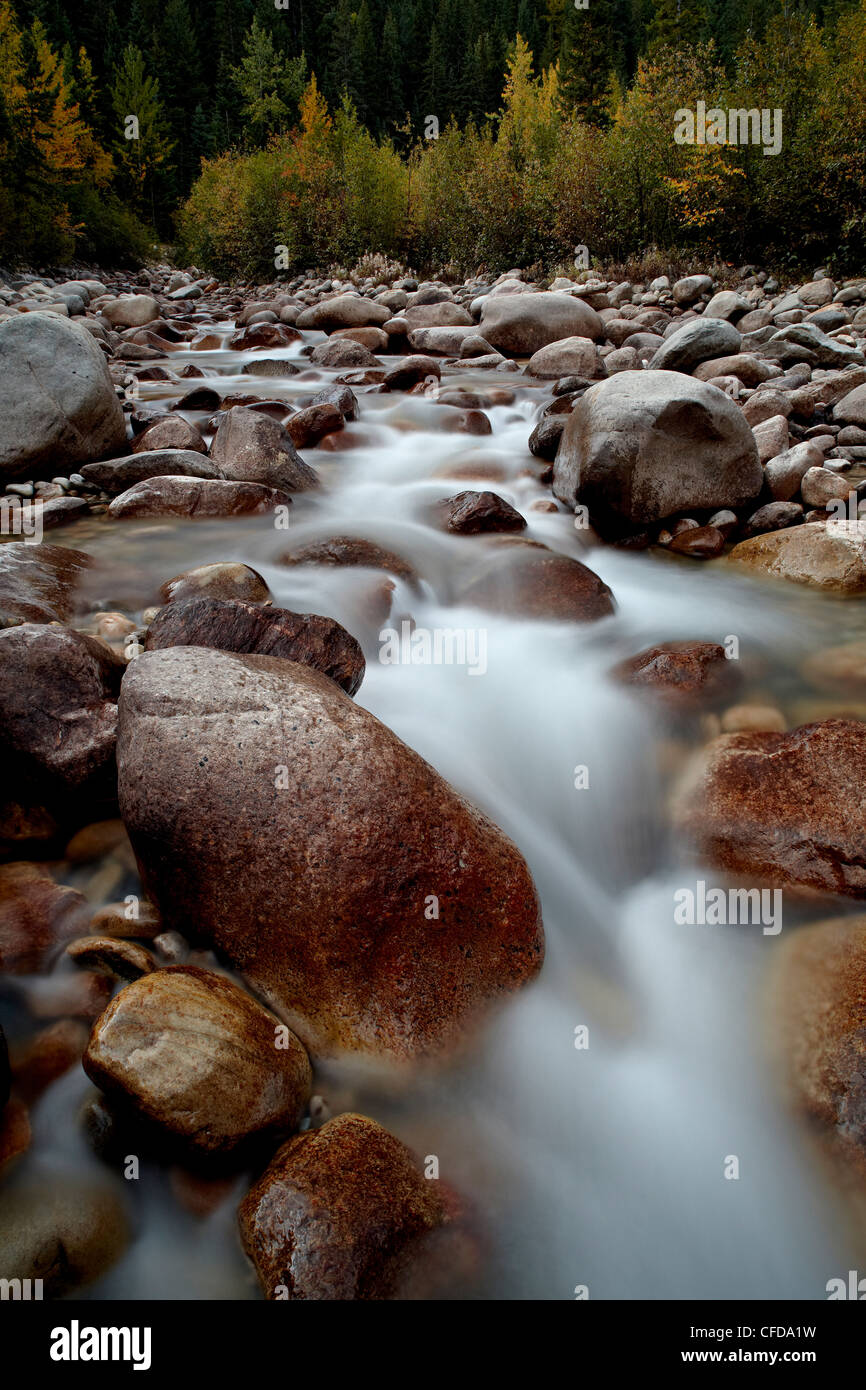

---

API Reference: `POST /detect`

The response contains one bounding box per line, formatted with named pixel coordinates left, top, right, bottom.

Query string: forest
left=1, top=0, right=865, bottom=274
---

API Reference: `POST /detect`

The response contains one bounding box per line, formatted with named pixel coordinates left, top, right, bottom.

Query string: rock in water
left=0, top=313, right=127, bottom=480
left=769, top=916, right=866, bottom=1179
left=144, top=597, right=365, bottom=695
left=674, top=719, right=866, bottom=898
left=117, top=647, right=543, bottom=1062
left=83, top=966, right=311, bottom=1158
left=0, top=543, right=90, bottom=627
left=553, top=370, right=762, bottom=526
left=238, top=1113, right=454, bottom=1299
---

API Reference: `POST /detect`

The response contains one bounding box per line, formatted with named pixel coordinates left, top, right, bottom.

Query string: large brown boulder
left=769, top=916, right=866, bottom=1179
left=459, top=541, right=614, bottom=622
left=728, top=523, right=866, bottom=593
left=0, top=543, right=90, bottom=628
left=83, top=966, right=311, bottom=1159
left=144, top=597, right=365, bottom=695
left=0, top=314, right=127, bottom=481
left=478, top=292, right=603, bottom=355
left=117, top=647, right=543, bottom=1061
left=80, top=449, right=222, bottom=493
left=238, top=1113, right=456, bottom=1299
left=553, top=371, right=762, bottom=526
left=674, top=719, right=866, bottom=897
left=0, top=624, right=123, bottom=812
left=108, top=477, right=293, bottom=519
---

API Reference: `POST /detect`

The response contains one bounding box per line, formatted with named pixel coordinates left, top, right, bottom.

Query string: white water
left=16, top=325, right=858, bottom=1300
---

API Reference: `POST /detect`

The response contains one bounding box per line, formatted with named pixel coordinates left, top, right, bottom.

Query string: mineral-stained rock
left=210, top=407, right=319, bottom=492
left=0, top=1177, right=129, bottom=1296
left=145, top=597, right=365, bottom=695
left=83, top=966, right=311, bottom=1157
left=611, top=641, right=739, bottom=708
left=0, top=543, right=90, bottom=628
left=159, top=561, right=272, bottom=606
left=727, top=522, right=866, bottom=592
left=117, top=647, right=544, bottom=1061
left=437, top=490, right=527, bottom=535
left=0, top=863, right=87, bottom=973
left=277, top=535, right=419, bottom=585
left=674, top=719, right=866, bottom=897
left=238, top=1113, right=455, bottom=1299
left=108, top=476, right=293, bottom=519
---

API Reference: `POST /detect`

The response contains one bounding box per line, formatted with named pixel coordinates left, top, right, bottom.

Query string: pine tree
left=110, top=43, right=173, bottom=223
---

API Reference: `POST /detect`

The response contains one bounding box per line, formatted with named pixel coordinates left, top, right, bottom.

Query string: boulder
left=526, top=337, right=605, bottom=380
left=0, top=863, right=87, bottom=974
left=84, top=966, right=311, bottom=1158
left=611, top=641, right=738, bottom=708
left=238, top=1113, right=454, bottom=1300
left=278, top=535, right=418, bottom=585
left=132, top=416, right=207, bottom=454
left=0, top=314, right=127, bottom=480
left=437, top=491, right=526, bottom=535
left=769, top=915, right=866, bottom=1175
left=0, top=624, right=123, bottom=811
left=478, top=292, right=603, bottom=356
left=553, top=371, right=761, bottom=525
left=834, top=382, right=866, bottom=428
left=295, top=295, right=391, bottom=332
left=210, top=408, right=319, bottom=492
left=0, top=543, right=90, bottom=627
left=459, top=542, right=614, bottom=622
left=80, top=449, right=222, bottom=494
left=727, top=523, right=866, bottom=593
left=117, top=647, right=544, bottom=1062
left=764, top=442, right=825, bottom=501
left=672, top=275, right=713, bottom=306
left=648, top=318, right=741, bottom=373
left=159, top=562, right=271, bottom=606
left=674, top=719, right=866, bottom=897
left=0, top=1177, right=129, bottom=1296
left=101, top=295, right=160, bottom=328
left=310, top=339, right=381, bottom=369
left=286, top=403, right=343, bottom=449
left=108, top=477, right=293, bottom=519
left=144, top=598, right=365, bottom=695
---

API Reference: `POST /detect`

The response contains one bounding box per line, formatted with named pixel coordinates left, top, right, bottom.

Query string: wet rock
left=65, top=819, right=133, bottom=865
left=310, top=384, right=359, bottom=421
left=437, top=491, right=527, bottom=535
left=0, top=624, right=123, bottom=811
left=286, top=403, right=344, bottom=449
left=211, top=407, right=319, bottom=492
left=611, top=641, right=738, bottom=709
left=102, top=294, right=160, bottom=327
left=145, top=597, right=365, bottom=695
left=741, top=501, right=803, bottom=537
left=720, top=703, right=787, bottom=734
left=528, top=414, right=565, bottom=460
left=39, top=496, right=90, bottom=529
left=0, top=1177, right=129, bottom=1296
left=10, top=1019, right=89, bottom=1102
left=727, top=522, right=866, bottom=593
left=238, top=1113, right=454, bottom=1300
left=770, top=915, right=866, bottom=1177
left=117, top=647, right=544, bottom=1062
left=242, top=358, right=299, bottom=379
left=479, top=292, right=603, bottom=355
left=0, top=542, right=90, bottom=627
left=525, top=337, right=605, bottom=379
left=132, top=415, right=207, bottom=454
left=278, top=535, right=419, bottom=585
left=764, top=442, right=825, bottom=501
left=382, top=356, right=441, bottom=392
left=802, top=640, right=866, bottom=695
left=667, top=524, right=726, bottom=558
left=460, top=542, right=614, bottom=622
left=674, top=719, right=866, bottom=897
left=0, top=863, right=87, bottom=973
left=80, top=449, right=222, bottom=493
left=228, top=324, right=301, bottom=351
left=553, top=371, right=761, bottom=526
left=296, top=295, right=391, bottom=332
left=311, top=338, right=381, bottom=369
left=160, top=561, right=271, bottom=606
left=0, top=1098, right=30, bottom=1173
left=84, top=966, right=311, bottom=1158
left=89, top=900, right=162, bottom=940
left=648, top=318, right=741, bottom=373
left=67, top=935, right=155, bottom=979
left=108, top=476, right=293, bottom=519
left=0, top=1023, right=8, bottom=1111
left=0, top=314, right=127, bottom=481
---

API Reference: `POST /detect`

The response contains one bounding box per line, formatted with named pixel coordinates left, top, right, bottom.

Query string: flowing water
left=8, top=324, right=863, bottom=1300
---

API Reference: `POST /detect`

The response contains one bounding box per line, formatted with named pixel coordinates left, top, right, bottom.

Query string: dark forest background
left=2, top=0, right=865, bottom=275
